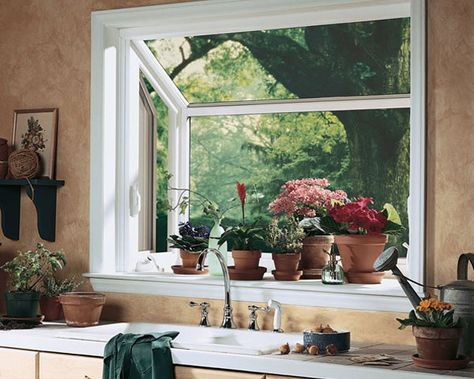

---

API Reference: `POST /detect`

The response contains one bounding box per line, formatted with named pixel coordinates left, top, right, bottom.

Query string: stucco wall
left=0, top=0, right=472, bottom=346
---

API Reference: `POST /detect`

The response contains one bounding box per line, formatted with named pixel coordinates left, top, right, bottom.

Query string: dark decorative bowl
left=303, top=330, right=351, bottom=352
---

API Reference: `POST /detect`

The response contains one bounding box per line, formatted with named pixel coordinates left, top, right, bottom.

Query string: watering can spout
left=373, top=247, right=422, bottom=309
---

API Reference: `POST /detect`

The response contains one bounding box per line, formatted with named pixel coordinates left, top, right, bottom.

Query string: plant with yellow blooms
left=397, top=298, right=463, bottom=329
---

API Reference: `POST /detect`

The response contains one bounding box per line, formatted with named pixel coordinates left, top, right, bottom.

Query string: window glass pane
left=141, top=78, right=169, bottom=252
left=146, top=17, right=410, bottom=103
left=189, top=109, right=410, bottom=253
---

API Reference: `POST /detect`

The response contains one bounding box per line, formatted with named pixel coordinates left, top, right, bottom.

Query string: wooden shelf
left=0, top=179, right=65, bottom=242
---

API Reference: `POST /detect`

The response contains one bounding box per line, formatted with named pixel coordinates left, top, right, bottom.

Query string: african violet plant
left=168, top=222, right=210, bottom=252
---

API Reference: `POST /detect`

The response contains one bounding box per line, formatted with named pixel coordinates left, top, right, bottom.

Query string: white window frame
left=88, top=0, right=425, bottom=312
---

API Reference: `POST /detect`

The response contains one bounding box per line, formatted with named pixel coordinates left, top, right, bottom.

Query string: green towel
left=103, top=331, right=179, bottom=379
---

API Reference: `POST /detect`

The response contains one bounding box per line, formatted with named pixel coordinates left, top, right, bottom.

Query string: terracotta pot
left=232, top=250, right=261, bottom=270
left=335, top=234, right=388, bottom=284
left=301, top=235, right=334, bottom=278
left=40, top=296, right=62, bottom=321
left=59, top=292, right=106, bottom=327
left=272, top=252, right=301, bottom=272
left=413, top=326, right=462, bottom=360
left=271, top=270, right=302, bottom=281
left=180, top=249, right=201, bottom=268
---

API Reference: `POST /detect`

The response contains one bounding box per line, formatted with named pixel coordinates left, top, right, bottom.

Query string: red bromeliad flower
left=329, top=197, right=388, bottom=234
left=236, top=181, right=246, bottom=223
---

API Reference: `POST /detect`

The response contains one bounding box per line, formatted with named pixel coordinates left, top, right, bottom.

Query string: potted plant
left=40, top=276, right=81, bottom=321
left=269, top=178, right=346, bottom=279
left=1, top=243, right=65, bottom=318
left=219, top=182, right=265, bottom=275
left=168, top=222, right=210, bottom=269
left=328, top=197, right=402, bottom=284
left=265, top=218, right=306, bottom=281
left=397, top=298, right=463, bottom=363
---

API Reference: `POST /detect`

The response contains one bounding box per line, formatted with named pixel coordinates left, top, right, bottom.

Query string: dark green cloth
left=103, top=331, right=179, bottom=379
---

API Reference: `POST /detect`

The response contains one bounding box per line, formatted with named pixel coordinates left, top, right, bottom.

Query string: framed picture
left=12, top=108, right=58, bottom=179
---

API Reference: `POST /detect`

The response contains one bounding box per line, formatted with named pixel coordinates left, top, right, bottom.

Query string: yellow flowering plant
left=397, top=298, right=463, bottom=329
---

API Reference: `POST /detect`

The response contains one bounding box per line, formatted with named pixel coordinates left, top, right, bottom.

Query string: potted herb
left=397, top=298, right=463, bottom=362
left=40, top=276, right=81, bottom=321
left=168, top=222, right=210, bottom=268
left=1, top=243, right=65, bottom=318
left=269, top=178, right=346, bottom=279
left=219, top=182, right=265, bottom=273
left=265, top=218, right=306, bottom=281
left=328, top=197, right=402, bottom=284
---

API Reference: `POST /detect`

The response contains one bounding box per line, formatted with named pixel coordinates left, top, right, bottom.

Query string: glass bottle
left=321, top=247, right=344, bottom=285
left=207, top=218, right=227, bottom=276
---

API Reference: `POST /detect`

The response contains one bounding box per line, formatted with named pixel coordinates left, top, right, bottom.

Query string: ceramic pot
left=272, top=252, right=301, bottom=272
left=413, top=326, right=462, bottom=360
left=5, top=291, right=40, bottom=318
left=301, top=235, right=334, bottom=279
left=60, top=292, right=106, bottom=327
left=335, top=234, right=388, bottom=284
left=232, top=250, right=261, bottom=270
left=180, top=249, right=201, bottom=268
left=40, top=296, right=62, bottom=321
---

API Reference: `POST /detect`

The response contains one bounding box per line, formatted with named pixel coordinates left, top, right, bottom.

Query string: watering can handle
left=457, top=253, right=474, bottom=280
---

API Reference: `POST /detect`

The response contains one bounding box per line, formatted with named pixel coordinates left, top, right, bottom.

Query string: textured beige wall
left=0, top=0, right=472, bottom=346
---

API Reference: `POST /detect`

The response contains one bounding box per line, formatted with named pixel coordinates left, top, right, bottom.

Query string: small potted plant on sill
left=218, top=182, right=266, bottom=279
left=269, top=178, right=346, bottom=279
left=168, top=221, right=210, bottom=272
left=265, top=218, right=306, bottom=281
left=1, top=243, right=65, bottom=318
left=328, top=197, right=403, bottom=284
left=397, top=298, right=464, bottom=366
left=40, top=276, right=82, bottom=321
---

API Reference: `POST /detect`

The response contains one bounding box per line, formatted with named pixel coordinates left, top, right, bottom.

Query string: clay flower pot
left=60, top=292, right=106, bottom=327
left=301, top=235, right=334, bottom=279
left=232, top=250, right=261, bottom=270
left=180, top=249, right=201, bottom=268
left=335, top=234, right=388, bottom=284
left=272, top=252, right=302, bottom=281
left=413, top=326, right=462, bottom=360
left=40, top=296, right=62, bottom=321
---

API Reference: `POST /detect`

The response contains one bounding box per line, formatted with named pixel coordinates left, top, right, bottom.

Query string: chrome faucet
left=248, top=304, right=270, bottom=331
left=267, top=299, right=283, bottom=332
left=189, top=301, right=210, bottom=327
left=196, top=248, right=236, bottom=329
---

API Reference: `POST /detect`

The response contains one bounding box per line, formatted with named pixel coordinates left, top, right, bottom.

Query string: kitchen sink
left=55, top=322, right=301, bottom=355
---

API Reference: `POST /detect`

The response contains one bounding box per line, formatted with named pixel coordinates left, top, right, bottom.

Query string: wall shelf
left=0, top=179, right=65, bottom=242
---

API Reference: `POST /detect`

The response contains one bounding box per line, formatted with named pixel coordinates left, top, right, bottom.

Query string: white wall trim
left=86, top=273, right=412, bottom=313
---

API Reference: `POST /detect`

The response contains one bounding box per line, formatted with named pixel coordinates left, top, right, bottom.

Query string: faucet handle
left=189, top=301, right=211, bottom=327
left=248, top=304, right=269, bottom=331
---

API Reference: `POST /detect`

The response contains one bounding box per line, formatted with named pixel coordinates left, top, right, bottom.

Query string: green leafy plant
left=265, top=218, right=306, bottom=253
left=397, top=298, right=463, bottom=329
left=1, top=243, right=65, bottom=292
left=218, top=182, right=265, bottom=250
left=168, top=234, right=208, bottom=252
left=42, top=276, right=82, bottom=298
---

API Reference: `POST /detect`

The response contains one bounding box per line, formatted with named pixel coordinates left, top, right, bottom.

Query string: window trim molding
left=90, top=0, right=425, bottom=303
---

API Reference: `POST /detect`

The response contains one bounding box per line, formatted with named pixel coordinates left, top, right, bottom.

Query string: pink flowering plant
left=328, top=197, right=402, bottom=235
left=268, top=178, right=347, bottom=236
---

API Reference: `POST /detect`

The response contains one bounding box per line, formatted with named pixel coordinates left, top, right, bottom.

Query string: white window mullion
left=186, top=94, right=410, bottom=117
left=167, top=109, right=181, bottom=241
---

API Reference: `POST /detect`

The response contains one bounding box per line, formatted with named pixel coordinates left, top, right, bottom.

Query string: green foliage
left=168, top=234, right=208, bottom=252
left=397, top=309, right=462, bottom=330
left=265, top=219, right=305, bottom=253
left=42, top=276, right=82, bottom=298
left=218, top=222, right=265, bottom=251
left=1, top=243, right=65, bottom=292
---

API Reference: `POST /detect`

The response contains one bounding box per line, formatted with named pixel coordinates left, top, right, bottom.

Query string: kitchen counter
left=0, top=322, right=472, bottom=379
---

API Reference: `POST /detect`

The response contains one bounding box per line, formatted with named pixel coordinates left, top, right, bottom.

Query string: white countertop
left=0, top=322, right=472, bottom=379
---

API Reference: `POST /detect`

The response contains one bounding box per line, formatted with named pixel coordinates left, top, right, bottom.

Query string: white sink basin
left=55, top=322, right=301, bottom=355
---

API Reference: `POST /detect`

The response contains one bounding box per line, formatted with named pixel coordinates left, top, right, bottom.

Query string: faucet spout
left=197, top=248, right=236, bottom=329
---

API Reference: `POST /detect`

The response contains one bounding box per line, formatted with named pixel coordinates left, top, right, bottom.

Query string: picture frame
left=12, top=108, right=58, bottom=179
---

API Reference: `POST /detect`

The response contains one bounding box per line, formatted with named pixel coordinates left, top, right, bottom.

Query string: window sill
left=84, top=271, right=413, bottom=313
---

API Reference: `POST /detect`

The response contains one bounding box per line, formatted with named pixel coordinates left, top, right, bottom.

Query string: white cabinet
left=0, top=348, right=38, bottom=379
